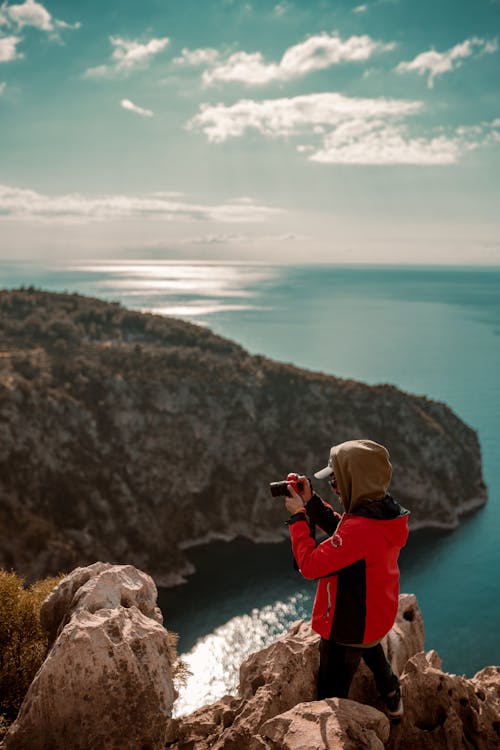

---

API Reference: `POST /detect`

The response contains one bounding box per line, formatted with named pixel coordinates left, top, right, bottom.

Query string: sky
left=0, top=0, right=499, bottom=264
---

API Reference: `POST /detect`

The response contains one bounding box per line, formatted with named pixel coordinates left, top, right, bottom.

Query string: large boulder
left=2, top=563, right=176, bottom=750
left=260, top=698, right=390, bottom=750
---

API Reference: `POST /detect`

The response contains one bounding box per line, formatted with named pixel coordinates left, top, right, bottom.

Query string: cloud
left=188, top=92, right=422, bottom=143
left=84, top=35, right=170, bottom=78
left=273, top=3, right=290, bottom=16
left=0, top=33, right=22, bottom=62
left=173, top=47, right=219, bottom=66
left=309, top=120, right=462, bottom=165
left=353, top=4, right=369, bottom=12
left=202, top=32, right=395, bottom=86
left=0, top=0, right=80, bottom=33
left=3, top=0, right=52, bottom=31
left=0, top=184, right=282, bottom=224
left=179, top=231, right=306, bottom=245
left=120, top=98, right=154, bottom=117
left=54, top=19, right=81, bottom=31
left=0, top=80, right=5, bottom=92
left=395, top=36, right=498, bottom=87
left=189, top=91, right=498, bottom=165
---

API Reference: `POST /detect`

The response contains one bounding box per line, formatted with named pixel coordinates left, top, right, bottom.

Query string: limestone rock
left=260, top=698, right=390, bottom=750
left=40, top=561, right=163, bottom=647
left=2, top=564, right=175, bottom=750
left=395, top=650, right=500, bottom=749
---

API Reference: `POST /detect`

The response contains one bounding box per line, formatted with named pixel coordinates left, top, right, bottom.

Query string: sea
left=1, top=259, right=499, bottom=716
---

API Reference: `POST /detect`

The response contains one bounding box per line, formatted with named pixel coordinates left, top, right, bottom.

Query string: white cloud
left=202, top=32, right=395, bottom=86
left=173, top=47, right=219, bottom=66
left=84, top=35, right=170, bottom=78
left=310, top=120, right=462, bottom=165
left=111, top=36, right=169, bottom=72
left=0, top=34, right=23, bottom=62
left=83, top=64, right=109, bottom=79
left=188, top=92, right=422, bottom=143
left=189, top=91, right=496, bottom=166
left=4, top=0, right=52, bottom=31
left=1, top=0, right=79, bottom=34
left=395, top=36, right=498, bottom=88
left=0, top=81, right=5, bottom=92
left=179, top=231, right=305, bottom=245
left=54, top=19, right=81, bottom=31
left=120, top=98, right=154, bottom=117
left=273, top=3, right=290, bottom=16
left=0, top=184, right=282, bottom=224
left=353, top=4, right=368, bottom=12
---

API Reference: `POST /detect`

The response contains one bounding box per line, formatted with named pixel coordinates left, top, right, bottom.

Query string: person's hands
left=284, top=475, right=313, bottom=514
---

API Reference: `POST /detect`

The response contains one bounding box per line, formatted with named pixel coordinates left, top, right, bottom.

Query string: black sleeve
left=305, top=493, right=340, bottom=536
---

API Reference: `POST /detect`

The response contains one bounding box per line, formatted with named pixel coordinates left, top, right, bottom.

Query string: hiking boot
left=384, top=687, right=404, bottom=724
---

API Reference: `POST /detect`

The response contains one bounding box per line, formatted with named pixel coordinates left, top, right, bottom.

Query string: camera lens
left=269, top=481, right=290, bottom=498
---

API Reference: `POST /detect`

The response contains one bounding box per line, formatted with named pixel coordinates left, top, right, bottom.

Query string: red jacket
left=289, top=495, right=409, bottom=644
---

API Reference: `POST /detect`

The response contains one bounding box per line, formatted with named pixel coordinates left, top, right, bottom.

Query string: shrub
left=0, top=570, right=63, bottom=738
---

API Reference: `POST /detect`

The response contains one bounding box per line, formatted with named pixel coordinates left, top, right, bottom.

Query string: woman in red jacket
left=285, top=439, right=409, bottom=721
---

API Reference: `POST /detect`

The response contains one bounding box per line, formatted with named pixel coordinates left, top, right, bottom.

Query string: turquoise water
left=1, top=260, right=499, bottom=711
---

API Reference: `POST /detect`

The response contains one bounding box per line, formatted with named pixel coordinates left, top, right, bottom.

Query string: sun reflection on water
left=173, top=593, right=309, bottom=717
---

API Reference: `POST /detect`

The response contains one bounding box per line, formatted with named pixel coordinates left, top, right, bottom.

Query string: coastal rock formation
left=166, top=595, right=500, bottom=750
left=396, top=651, right=500, bottom=749
left=2, top=563, right=175, bottom=750
left=0, top=289, right=487, bottom=584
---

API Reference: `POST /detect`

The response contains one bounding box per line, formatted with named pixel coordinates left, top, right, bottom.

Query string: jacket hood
left=331, top=439, right=392, bottom=514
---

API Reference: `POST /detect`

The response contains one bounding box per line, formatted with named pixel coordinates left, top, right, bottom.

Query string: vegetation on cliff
left=0, top=288, right=487, bottom=585
left=0, top=571, right=62, bottom=738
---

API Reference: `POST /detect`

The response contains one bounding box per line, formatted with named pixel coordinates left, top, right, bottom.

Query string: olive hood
left=330, top=439, right=393, bottom=514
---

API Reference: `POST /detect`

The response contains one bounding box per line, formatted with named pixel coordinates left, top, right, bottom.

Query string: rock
left=0, top=289, right=487, bottom=584
left=40, top=561, right=163, bottom=648
left=260, top=698, right=390, bottom=750
left=395, top=650, right=500, bottom=749
left=166, top=594, right=424, bottom=750
left=2, top=564, right=175, bottom=750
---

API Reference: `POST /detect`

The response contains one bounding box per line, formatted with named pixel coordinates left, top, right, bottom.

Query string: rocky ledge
left=2, top=564, right=499, bottom=750
left=0, top=289, right=487, bottom=585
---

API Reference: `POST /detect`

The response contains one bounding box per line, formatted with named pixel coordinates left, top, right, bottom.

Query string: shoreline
left=155, top=494, right=487, bottom=590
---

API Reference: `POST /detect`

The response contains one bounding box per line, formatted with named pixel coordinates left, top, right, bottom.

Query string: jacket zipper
left=325, top=581, right=331, bottom=619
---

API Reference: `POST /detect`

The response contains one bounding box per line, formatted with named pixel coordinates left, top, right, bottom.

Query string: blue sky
left=1, top=0, right=499, bottom=263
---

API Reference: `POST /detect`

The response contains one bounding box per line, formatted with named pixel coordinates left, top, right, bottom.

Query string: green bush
left=0, top=570, right=62, bottom=737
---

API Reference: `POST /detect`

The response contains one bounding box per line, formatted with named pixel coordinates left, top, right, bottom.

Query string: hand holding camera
left=269, top=472, right=313, bottom=515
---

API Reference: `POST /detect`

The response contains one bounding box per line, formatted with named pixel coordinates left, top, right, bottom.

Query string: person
left=285, top=439, right=409, bottom=722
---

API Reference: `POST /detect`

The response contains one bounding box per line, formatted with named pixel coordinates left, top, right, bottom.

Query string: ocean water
left=1, top=260, right=499, bottom=714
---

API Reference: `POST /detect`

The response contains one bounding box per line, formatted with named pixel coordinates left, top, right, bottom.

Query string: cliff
left=0, top=288, right=487, bottom=585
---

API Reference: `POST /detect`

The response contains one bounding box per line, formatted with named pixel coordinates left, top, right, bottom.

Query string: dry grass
left=0, top=570, right=63, bottom=738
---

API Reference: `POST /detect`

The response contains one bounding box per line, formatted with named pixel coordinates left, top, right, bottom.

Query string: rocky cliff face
left=0, top=289, right=487, bottom=584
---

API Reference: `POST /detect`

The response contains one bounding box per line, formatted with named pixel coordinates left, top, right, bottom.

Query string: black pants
left=317, top=638, right=399, bottom=700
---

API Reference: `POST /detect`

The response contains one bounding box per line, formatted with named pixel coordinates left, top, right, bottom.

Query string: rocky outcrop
left=166, top=594, right=500, bottom=750
left=0, top=289, right=487, bottom=584
left=2, top=563, right=175, bottom=750
left=396, top=651, right=500, bottom=749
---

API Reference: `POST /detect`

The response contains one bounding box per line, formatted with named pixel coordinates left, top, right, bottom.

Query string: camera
left=269, top=472, right=304, bottom=498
